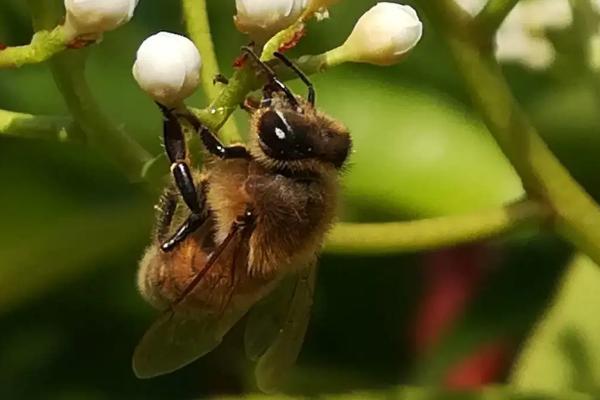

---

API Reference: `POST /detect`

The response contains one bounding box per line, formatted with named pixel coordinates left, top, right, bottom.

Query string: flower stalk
left=423, top=0, right=600, bottom=267
left=0, top=26, right=69, bottom=69
left=182, top=0, right=241, bottom=142
left=0, top=109, right=82, bottom=142
left=474, top=0, right=521, bottom=39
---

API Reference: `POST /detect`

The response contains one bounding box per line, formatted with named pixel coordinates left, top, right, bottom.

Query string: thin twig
left=325, top=201, right=547, bottom=255
left=49, top=53, right=152, bottom=181
left=0, top=25, right=68, bottom=68
left=0, top=109, right=83, bottom=142
left=475, top=0, right=521, bottom=38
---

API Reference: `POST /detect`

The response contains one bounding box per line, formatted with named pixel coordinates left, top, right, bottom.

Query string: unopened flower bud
left=234, top=0, right=308, bottom=43
left=64, top=0, right=138, bottom=37
left=328, top=2, right=422, bottom=66
left=132, top=32, right=202, bottom=106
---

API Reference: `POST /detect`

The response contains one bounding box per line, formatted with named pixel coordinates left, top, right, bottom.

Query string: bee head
left=255, top=103, right=351, bottom=169
left=242, top=49, right=351, bottom=172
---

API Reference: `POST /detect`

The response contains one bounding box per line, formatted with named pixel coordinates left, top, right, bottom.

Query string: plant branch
left=0, top=109, right=83, bottom=142
left=475, top=0, right=520, bottom=38
left=0, top=25, right=69, bottom=68
left=324, top=200, right=546, bottom=255
left=190, top=53, right=329, bottom=133
left=49, top=53, right=152, bottom=180
left=182, top=0, right=241, bottom=142
left=26, top=0, right=152, bottom=182
left=570, top=0, right=600, bottom=107
left=423, top=1, right=600, bottom=267
left=181, top=0, right=220, bottom=101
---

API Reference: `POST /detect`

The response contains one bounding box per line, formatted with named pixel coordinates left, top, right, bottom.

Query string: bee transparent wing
left=244, top=273, right=298, bottom=362
left=132, top=300, right=252, bottom=378
left=133, top=224, right=260, bottom=378
left=244, top=260, right=317, bottom=392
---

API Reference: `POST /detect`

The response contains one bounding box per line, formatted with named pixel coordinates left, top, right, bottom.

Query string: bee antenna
left=241, top=46, right=300, bottom=109
left=273, top=51, right=315, bottom=106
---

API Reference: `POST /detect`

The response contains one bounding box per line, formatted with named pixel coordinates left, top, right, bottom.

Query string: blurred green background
left=1, top=0, right=600, bottom=398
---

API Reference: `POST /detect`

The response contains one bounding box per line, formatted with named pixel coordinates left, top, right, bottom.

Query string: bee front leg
left=178, top=111, right=251, bottom=160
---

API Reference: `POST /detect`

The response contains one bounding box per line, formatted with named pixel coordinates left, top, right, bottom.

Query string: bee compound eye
left=258, top=110, right=293, bottom=155
left=258, top=110, right=313, bottom=161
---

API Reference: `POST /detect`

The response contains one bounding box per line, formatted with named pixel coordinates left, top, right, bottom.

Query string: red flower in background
left=413, top=245, right=513, bottom=388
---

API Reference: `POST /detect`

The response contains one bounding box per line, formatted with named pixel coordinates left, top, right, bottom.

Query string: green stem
left=26, top=0, right=152, bottom=181
left=0, top=109, right=83, bottom=142
left=50, top=53, right=152, bottom=181
left=181, top=0, right=241, bottom=142
left=192, top=66, right=257, bottom=137
left=474, top=0, right=521, bottom=38
left=424, top=0, right=600, bottom=267
left=325, top=201, right=546, bottom=255
left=0, top=25, right=69, bottom=68
left=181, top=0, right=220, bottom=101
left=570, top=0, right=600, bottom=107
left=191, top=53, right=329, bottom=132
left=261, top=21, right=305, bottom=61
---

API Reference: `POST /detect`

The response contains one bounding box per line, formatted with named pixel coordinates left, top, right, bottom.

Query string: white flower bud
left=64, top=0, right=138, bottom=37
left=328, top=2, right=422, bottom=66
left=132, top=32, right=202, bottom=106
left=234, top=0, right=308, bottom=43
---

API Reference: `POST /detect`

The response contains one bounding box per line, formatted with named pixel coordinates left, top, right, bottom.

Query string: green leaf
left=511, top=255, right=600, bottom=395
left=312, top=69, right=523, bottom=219
left=213, top=385, right=594, bottom=400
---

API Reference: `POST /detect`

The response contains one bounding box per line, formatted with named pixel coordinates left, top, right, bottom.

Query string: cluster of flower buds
left=63, top=0, right=138, bottom=39
left=132, top=32, right=202, bottom=107
left=131, top=1, right=423, bottom=106
left=233, top=0, right=422, bottom=65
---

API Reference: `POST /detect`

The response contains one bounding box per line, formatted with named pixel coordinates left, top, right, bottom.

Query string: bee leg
left=158, top=103, right=204, bottom=215
left=213, top=73, right=229, bottom=86
left=154, top=187, right=177, bottom=243
left=198, top=126, right=250, bottom=159
left=160, top=212, right=206, bottom=253
left=176, top=111, right=251, bottom=160
left=157, top=103, right=209, bottom=252
left=173, top=206, right=255, bottom=306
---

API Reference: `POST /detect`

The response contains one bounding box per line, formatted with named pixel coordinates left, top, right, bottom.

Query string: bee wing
left=244, top=260, right=317, bottom=392
left=133, top=224, right=260, bottom=378
left=132, top=299, right=255, bottom=378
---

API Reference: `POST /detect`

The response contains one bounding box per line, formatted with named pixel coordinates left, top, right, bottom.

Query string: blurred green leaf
left=313, top=69, right=523, bottom=220
left=0, top=203, right=148, bottom=314
left=214, top=385, right=594, bottom=400
left=511, top=255, right=600, bottom=395
left=0, top=139, right=152, bottom=314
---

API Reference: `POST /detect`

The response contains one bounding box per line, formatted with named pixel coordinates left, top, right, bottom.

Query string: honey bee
left=133, top=49, right=351, bottom=392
